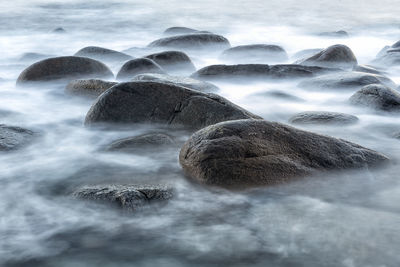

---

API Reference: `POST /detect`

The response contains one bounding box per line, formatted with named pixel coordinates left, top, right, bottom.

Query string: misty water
left=1, top=0, right=400, bottom=266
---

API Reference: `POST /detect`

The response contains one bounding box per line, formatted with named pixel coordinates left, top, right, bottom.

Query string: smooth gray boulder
left=220, top=44, right=288, bottom=63
left=105, top=133, right=175, bottom=152
left=84, top=81, right=261, bottom=129
left=191, top=64, right=338, bottom=81
left=297, top=44, right=357, bottom=69
left=65, top=79, right=117, bottom=98
left=349, top=84, right=400, bottom=112
left=289, top=111, right=359, bottom=125
left=148, top=33, right=230, bottom=50
left=144, top=51, right=196, bottom=73
left=179, top=119, right=388, bottom=189
left=0, top=125, right=35, bottom=151
left=74, top=46, right=133, bottom=62
left=116, top=58, right=165, bottom=81
left=298, top=71, right=396, bottom=90
left=163, top=26, right=200, bottom=36
left=73, top=184, right=173, bottom=211
left=133, top=73, right=219, bottom=92
left=16, top=56, right=113, bottom=84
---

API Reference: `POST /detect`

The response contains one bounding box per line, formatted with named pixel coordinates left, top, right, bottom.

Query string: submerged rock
left=353, top=64, right=384, bottom=75
left=298, top=71, right=396, bottom=90
left=252, top=90, right=304, bottom=102
left=318, top=30, right=349, bottom=37
left=74, top=46, right=133, bottom=62
left=73, top=184, right=173, bottom=211
left=148, top=33, right=230, bottom=50
left=65, top=79, right=117, bottom=98
left=179, top=119, right=388, bottom=189
left=133, top=73, right=219, bottom=92
left=220, top=44, right=288, bottom=63
left=51, top=27, right=66, bottom=33
left=163, top=26, right=200, bottom=36
left=0, top=125, right=35, bottom=151
left=105, top=133, right=176, bottom=152
left=18, top=52, right=54, bottom=62
left=116, top=58, right=165, bottom=81
left=84, top=81, right=261, bottom=129
left=144, top=50, right=196, bottom=73
left=297, top=44, right=357, bottom=69
left=291, top=48, right=323, bottom=61
left=16, top=56, right=114, bottom=84
left=289, top=111, right=359, bottom=125
left=191, top=64, right=338, bottom=81
left=349, top=84, right=400, bottom=112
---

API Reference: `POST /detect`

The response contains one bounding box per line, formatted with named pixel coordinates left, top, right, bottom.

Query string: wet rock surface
left=84, top=81, right=261, bottom=129
left=74, top=46, right=133, bottom=62
left=349, top=84, right=400, bottom=112
left=144, top=50, right=196, bottom=73
left=105, top=133, right=176, bottom=152
left=116, top=58, right=165, bottom=81
left=148, top=33, right=231, bottom=50
left=289, top=111, right=359, bottom=125
left=179, top=119, right=388, bottom=189
left=0, top=125, right=36, bottom=151
left=65, top=79, right=117, bottom=97
left=163, top=26, right=201, bottom=36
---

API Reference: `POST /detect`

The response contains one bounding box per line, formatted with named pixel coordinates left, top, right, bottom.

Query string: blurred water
left=1, top=1, right=400, bottom=266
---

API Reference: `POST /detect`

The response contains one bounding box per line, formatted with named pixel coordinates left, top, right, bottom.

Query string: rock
left=349, top=84, right=400, bottom=112
left=144, top=50, right=196, bottom=73
left=73, top=184, right=173, bottom=211
left=289, top=111, right=359, bottom=125
left=116, top=58, right=165, bottom=81
left=52, top=27, right=66, bottom=33
left=252, top=90, right=304, bottom=102
left=84, top=81, right=261, bottom=129
left=132, top=73, right=219, bottom=92
left=16, top=56, right=114, bottom=84
left=0, top=125, right=35, bottom=151
left=18, top=53, right=53, bottom=62
left=148, top=33, right=230, bottom=50
left=191, top=64, right=338, bottom=81
left=298, top=71, right=396, bottom=90
left=163, top=26, right=200, bottom=36
left=74, top=46, right=133, bottom=62
left=297, top=44, right=357, bottom=69
left=392, top=40, right=400, bottom=48
left=105, top=133, right=175, bottom=152
left=372, top=51, right=400, bottom=67
left=65, top=79, right=117, bottom=98
left=353, top=64, right=384, bottom=75
left=179, top=119, right=388, bottom=189
left=220, top=44, right=288, bottom=63
left=291, top=48, right=323, bottom=61
left=318, top=30, right=349, bottom=37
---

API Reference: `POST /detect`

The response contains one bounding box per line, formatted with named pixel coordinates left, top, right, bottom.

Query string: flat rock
left=116, top=58, right=165, bottom=81
left=74, top=46, right=133, bottom=62
left=84, top=81, right=261, bottom=129
left=73, top=184, right=173, bottom=211
left=220, top=44, right=288, bottom=63
left=349, top=84, right=400, bottom=112
left=65, top=79, right=117, bottom=98
left=289, top=111, right=359, bottom=125
left=298, top=71, right=396, bottom=90
left=132, top=73, right=219, bottom=92
left=144, top=50, right=196, bottom=73
left=148, top=33, right=230, bottom=50
left=16, top=56, right=114, bottom=84
left=191, top=64, right=338, bottom=81
left=297, top=44, right=357, bottom=69
left=0, top=125, right=35, bottom=151
left=105, top=133, right=176, bottom=152
left=179, top=119, right=388, bottom=189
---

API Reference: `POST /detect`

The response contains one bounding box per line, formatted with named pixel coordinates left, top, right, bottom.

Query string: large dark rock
left=298, top=71, right=396, bottom=90
left=65, top=79, right=117, bottom=98
left=73, top=184, right=173, bottom=211
left=16, top=56, right=114, bottom=84
left=84, top=81, right=261, bottom=129
left=74, top=46, right=133, bottom=62
left=289, top=111, right=359, bottom=125
left=163, top=26, right=200, bottom=36
left=349, top=84, right=400, bottom=112
left=297, top=44, right=357, bottom=69
left=132, top=73, right=219, bottom=92
left=0, top=125, right=35, bottom=151
left=179, top=119, right=388, bottom=189
left=191, top=64, right=338, bottom=81
left=105, top=133, right=176, bottom=152
left=144, top=51, right=196, bottom=73
left=116, top=58, right=165, bottom=81
left=220, top=44, right=288, bottom=63
left=148, top=33, right=230, bottom=50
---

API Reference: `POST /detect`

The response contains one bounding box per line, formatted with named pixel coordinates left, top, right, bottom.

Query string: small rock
left=74, top=46, right=133, bottom=62
left=105, top=133, right=175, bottom=152
left=349, top=84, right=400, bottom=112
left=289, top=111, right=359, bottom=125
left=144, top=50, right=196, bottom=73
left=116, top=58, right=165, bottom=81
left=179, top=119, right=388, bottom=189
left=65, top=79, right=117, bottom=98
left=220, top=44, right=288, bottom=63
left=73, top=184, right=173, bottom=211
left=318, top=30, right=349, bottom=37
left=52, top=27, right=66, bottom=33
left=0, top=125, right=35, bottom=151
left=148, top=33, right=230, bottom=50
